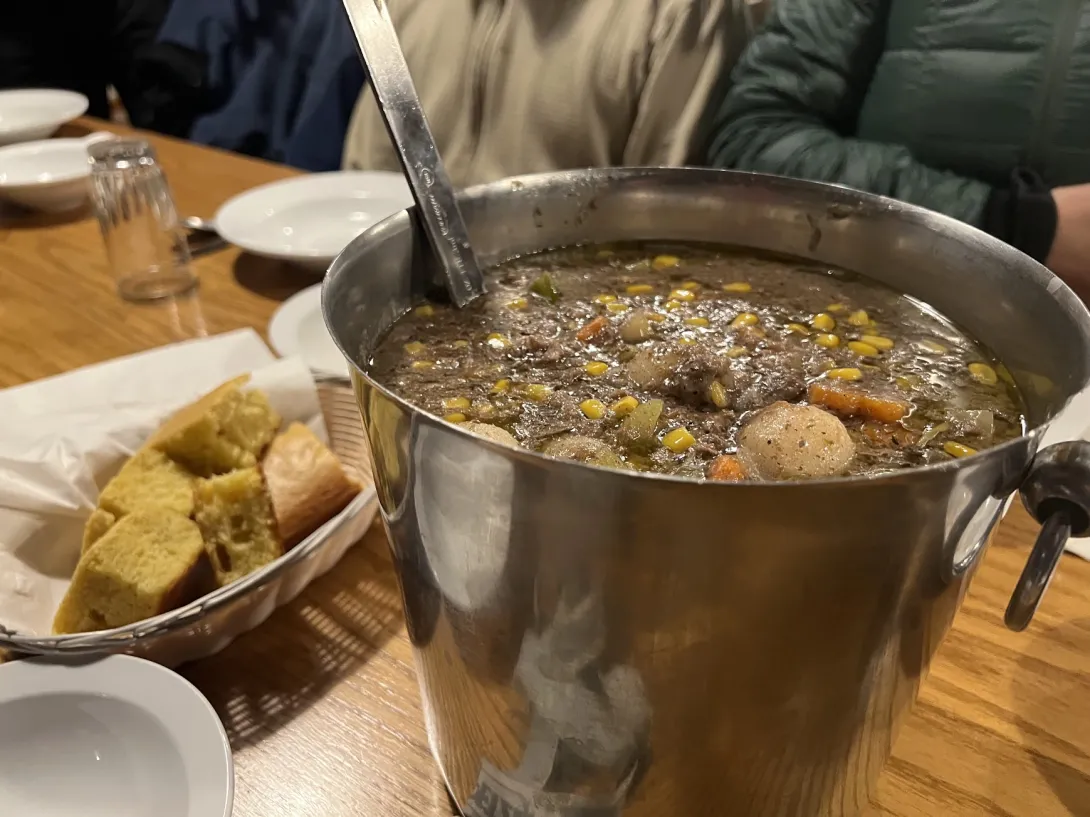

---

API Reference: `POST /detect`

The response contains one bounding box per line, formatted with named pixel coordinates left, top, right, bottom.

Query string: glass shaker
left=88, top=139, right=198, bottom=302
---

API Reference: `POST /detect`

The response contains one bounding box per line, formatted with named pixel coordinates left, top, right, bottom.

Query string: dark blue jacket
left=157, top=0, right=365, bottom=171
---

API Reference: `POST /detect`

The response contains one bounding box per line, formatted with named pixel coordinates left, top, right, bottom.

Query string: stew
left=368, top=244, right=1025, bottom=481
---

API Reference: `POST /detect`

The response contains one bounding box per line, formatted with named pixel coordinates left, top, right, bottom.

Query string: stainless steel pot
left=323, top=168, right=1090, bottom=817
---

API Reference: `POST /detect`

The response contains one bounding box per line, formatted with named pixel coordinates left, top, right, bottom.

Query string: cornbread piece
left=195, top=467, right=282, bottom=586
left=53, top=509, right=214, bottom=635
left=81, top=508, right=116, bottom=554
left=147, top=376, right=281, bottom=476
left=97, top=448, right=195, bottom=519
left=261, top=423, right=362, bottom=548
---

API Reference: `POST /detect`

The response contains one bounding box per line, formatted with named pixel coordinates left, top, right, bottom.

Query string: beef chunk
left=733, top=352, right=806, bottom=412
left=666, top=347, right=732, bottom=407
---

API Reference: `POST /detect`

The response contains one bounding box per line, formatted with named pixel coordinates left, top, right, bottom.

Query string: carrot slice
left=576, top=316, right=608, bottom=342
left=707, top=454, right=747, bottom=482
left=808, top=382, right=909, bottom=423
left=859, top=394, right=910, bottom=424
left=808, top=382, right=862, bottom=415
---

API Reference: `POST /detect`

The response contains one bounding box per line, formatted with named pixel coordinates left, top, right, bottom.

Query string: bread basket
left=0, top=375, right=378, bottom=667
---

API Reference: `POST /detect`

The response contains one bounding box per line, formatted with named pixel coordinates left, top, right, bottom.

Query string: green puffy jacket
left=705, top=0, right=1090, bottom=229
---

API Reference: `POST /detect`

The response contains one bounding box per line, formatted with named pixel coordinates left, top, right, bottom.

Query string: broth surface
left=369, top=244, right=1024, bottom=480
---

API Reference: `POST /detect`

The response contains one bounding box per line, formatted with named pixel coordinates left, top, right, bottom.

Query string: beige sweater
left=342, top=0, right=767, bottom=187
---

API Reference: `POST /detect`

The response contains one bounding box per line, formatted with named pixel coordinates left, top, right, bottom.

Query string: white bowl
left=0, top=89, right=89, bottom=146
left=215, top=171, right=413, bottom=271
left=269, top=284, right=349, bottom=377
left=0, top=655, right=233, bottom=817
left=0, top=132, right=114, bottom=212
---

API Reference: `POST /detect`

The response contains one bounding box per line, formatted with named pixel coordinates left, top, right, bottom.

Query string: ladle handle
left=1006, top=439, right=1090, bottom=631
left=340, top=0, right=485, bottom=307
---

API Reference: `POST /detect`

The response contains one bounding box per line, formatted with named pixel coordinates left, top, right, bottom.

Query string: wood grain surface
left=2, top=119, right=1090, bottom=817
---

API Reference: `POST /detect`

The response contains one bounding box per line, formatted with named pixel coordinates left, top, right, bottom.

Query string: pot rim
left=323, top=166, right=1090, bottom=489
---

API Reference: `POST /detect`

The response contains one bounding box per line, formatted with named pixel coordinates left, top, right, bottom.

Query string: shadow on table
left=233, top=251, right=319, bottom=303
left=0, top=201, right=93, bottom=229
left=1011, top=616, right=1090, bottom=813
left=182, top=538, right=405, bottom=750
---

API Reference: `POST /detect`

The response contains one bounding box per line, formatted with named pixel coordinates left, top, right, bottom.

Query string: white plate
left=269, top=284, right=350, bottom=377
left=0, top=132, right=113, bottom=212
left=0, top=89, right=89, bottom=146
left=0, top=654, right=233, bottom=817
left=215, top=171, right=412, bottom=272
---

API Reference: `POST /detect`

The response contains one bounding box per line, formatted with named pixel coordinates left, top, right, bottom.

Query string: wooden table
left=2, top=120, right=1090, bottom=817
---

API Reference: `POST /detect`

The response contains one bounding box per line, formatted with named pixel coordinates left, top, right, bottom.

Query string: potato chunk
left=542, top=435, right=624, bottom=468
left=738, top=402, right=855, bottom=480
left=462, top=422, right=520, bottom=448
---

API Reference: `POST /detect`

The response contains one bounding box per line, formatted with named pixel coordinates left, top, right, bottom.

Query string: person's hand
left=1047, top=184, right=1090, bottom=301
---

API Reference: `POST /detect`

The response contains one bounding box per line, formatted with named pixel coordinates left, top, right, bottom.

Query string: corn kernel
left=404, top=341, right=427, bottom=356
left=523, top=384, right=553, bottom=401
left=669, top=288, right=696, bottom=302
left=580, top=399, right=606, bottom=419
left=491, top=379, right=511, bottom=394
left=848, top=340, right=879, bottom=357
left=860, top=334, right=894, bottom=351
left=444, top=413, right=467, bottom=423
left=847, top=309, right=870, bottom=326
left=662, top=427, right=696, bottom=453
left=966, top=362, right=998, bottom=386
left=652, top=254, right=680, bottom=270
left=786, top=323, right=809, bottom=335
left=943, top=441, right=977, bottom=458
left=647, top=312, right=667, bottom=322
left=507, top=297, right=528, bottom=310
left=453, top=339, right=470, bottom=349
left=811, top=312, right=837, bottom=332
left=585, top=361, right=610, bottom=376
left=707, top=380, right=729, bottom=408
left=414, top=304, right=435, bottom=317
left=725, top=346, right=748, bottom=358
left=678, top=337, right=696, bottom=345
left=814, top=333, right=840, bottom=348
left=410, top=360, right=436, bottom=371
left=731, top=312, right=759, bottom=328
left=611, top=396, right=639, bottom=416
left=919, top=339, right=948, bottom=355
left=606, top=302, right=630, bottom=313
left=826, top=303, right=846, bottom=313
left=442, top=396, right=471, bottom=410
left=681, top=281, right=701, bottom=290
left=593, top=293, right=617, bottom=304
left=684, top=317, right=710, bottom=327
left=486, top=333, right=511, bottom=349
left=722, top=282, right=752, bottom=293
left=996, top=363, right=1016, bottom=388
left=1029, top=373, right=1056, bottom=396
left=663, top=299, right=684, bottom=311
left=626, top=283, right=655, bottom=295
left=826, top=367, right=863, bottom=381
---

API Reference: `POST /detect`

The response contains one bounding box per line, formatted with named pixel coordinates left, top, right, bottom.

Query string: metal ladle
left=340, top=0, right=486, bottom=307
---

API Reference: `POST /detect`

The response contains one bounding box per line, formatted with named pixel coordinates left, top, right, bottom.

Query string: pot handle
left=1006, top=439, right=1090, bottom=631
